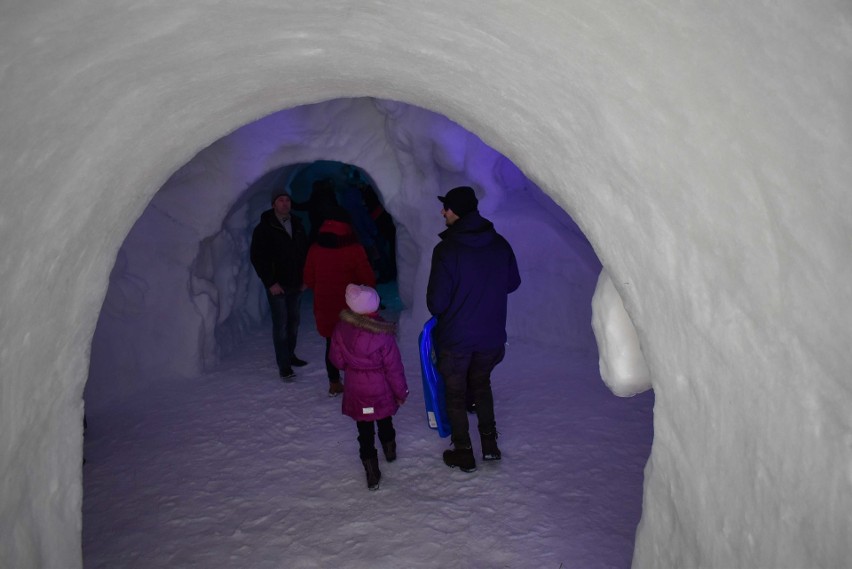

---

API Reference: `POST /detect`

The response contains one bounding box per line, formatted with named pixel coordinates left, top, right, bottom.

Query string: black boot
left=443, top=445, right=476, bottom=472
left=382, top=440, right=397, bottom=463
left=361, top=456, right=381, bottom=490
left=480, top=431, right=501, bottom=461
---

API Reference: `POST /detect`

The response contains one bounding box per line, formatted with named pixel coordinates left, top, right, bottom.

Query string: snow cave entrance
left=83, top=98, right=654, bottom=565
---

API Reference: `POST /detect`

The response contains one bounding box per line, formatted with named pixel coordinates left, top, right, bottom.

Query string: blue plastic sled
left=419, top=317, right=451, bottom=438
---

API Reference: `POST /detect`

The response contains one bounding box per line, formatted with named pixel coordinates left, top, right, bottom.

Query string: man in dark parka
left=426, top=185, right=521, bottom=472
left=250, top=189, right=309, bottom=380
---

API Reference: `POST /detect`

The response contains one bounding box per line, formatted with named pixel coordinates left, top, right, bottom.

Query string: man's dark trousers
left=438, top=346, right=505, bottom=447
left=267, top=289, right=301, bottom=375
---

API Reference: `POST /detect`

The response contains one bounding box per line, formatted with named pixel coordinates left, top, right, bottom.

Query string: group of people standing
left=249, top=178, right=381, bottom=391
left=250, top=182, right=519, bottom=489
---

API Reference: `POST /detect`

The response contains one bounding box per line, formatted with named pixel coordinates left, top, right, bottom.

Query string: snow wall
left=0, top=2, right=850, bottom=568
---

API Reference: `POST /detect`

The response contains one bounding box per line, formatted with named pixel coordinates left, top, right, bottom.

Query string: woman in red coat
left=303, top=216, right=376, bottom=396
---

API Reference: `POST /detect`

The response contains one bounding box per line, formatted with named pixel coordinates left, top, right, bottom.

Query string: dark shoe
left=328, top=381, right=344, bottom=397
left=443, top=446, right=476, bottom=473
left=290, top=356, right=308, bottom=367
left=361, top=456, right=382, bottom=490
left=382, top=440, right=397, bottom=463
left=480, top=431, right=501, bottom=461
left=280, top=369, right=296, bottom=382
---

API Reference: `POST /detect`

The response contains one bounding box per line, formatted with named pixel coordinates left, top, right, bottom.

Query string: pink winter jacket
left=329, top=310, right=409, bottom=422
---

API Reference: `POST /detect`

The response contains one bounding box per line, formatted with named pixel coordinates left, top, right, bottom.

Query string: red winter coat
left=303, top=220, right=376, bottom=338
left=330, top=310, right=409, bottom=422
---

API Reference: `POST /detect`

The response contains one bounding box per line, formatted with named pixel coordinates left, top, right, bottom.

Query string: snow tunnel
left=1, top=3, right=850, bottom=569
left=83, top=98, right=648, bottom=567
left=84, top=98, right=607, bottom=412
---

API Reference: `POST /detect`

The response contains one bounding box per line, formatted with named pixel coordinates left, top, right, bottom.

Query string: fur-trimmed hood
left=339, top=309, right=396, bottom=335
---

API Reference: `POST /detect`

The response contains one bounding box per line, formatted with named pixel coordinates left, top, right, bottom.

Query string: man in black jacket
left=250, top=189, right=309, bottom=380
left=427, top=186, right=521, bottom=472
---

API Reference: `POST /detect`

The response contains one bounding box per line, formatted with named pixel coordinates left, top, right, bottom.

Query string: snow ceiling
left=0, top=1, right=850, bottom=568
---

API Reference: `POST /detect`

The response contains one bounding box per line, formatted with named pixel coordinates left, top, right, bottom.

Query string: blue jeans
left=266, top=290, right=301, bottom=374
left=438, top=346, right=505, bottom=448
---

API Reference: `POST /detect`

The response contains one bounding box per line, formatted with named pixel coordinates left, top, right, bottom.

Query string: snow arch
left=0, top=2, right=850, bottom=568
left=85, top=99, right=602, bottom=410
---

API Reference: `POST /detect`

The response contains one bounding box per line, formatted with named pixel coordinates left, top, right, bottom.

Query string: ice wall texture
left=592, top=270, right=651, bottom=397
left=1, top=2, right=850, bottom=568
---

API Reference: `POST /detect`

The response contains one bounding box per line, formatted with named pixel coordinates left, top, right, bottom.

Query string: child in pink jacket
left=329, top=284, right=409, bottom=491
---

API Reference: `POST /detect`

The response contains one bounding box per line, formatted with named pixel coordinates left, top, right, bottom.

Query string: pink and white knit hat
left=345, top=284, right=380, bottom=314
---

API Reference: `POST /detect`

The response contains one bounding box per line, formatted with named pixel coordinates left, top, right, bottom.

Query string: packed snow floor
left=83, top=302, right=654, bottom=569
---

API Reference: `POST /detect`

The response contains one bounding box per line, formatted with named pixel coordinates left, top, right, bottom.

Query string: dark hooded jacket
left=249, top=209, right=308, bottom=292
left=426, top=210, right=521, bottom=352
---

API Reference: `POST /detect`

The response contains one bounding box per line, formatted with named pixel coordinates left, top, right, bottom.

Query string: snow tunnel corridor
left=82, top=97, right=655, bottom=568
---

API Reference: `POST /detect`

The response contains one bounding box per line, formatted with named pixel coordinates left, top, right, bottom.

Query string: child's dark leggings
left=356, top=417, right=395, bottom=459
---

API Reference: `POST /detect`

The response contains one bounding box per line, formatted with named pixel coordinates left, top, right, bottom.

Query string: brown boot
left=328, top=381, right=344, bottom=397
